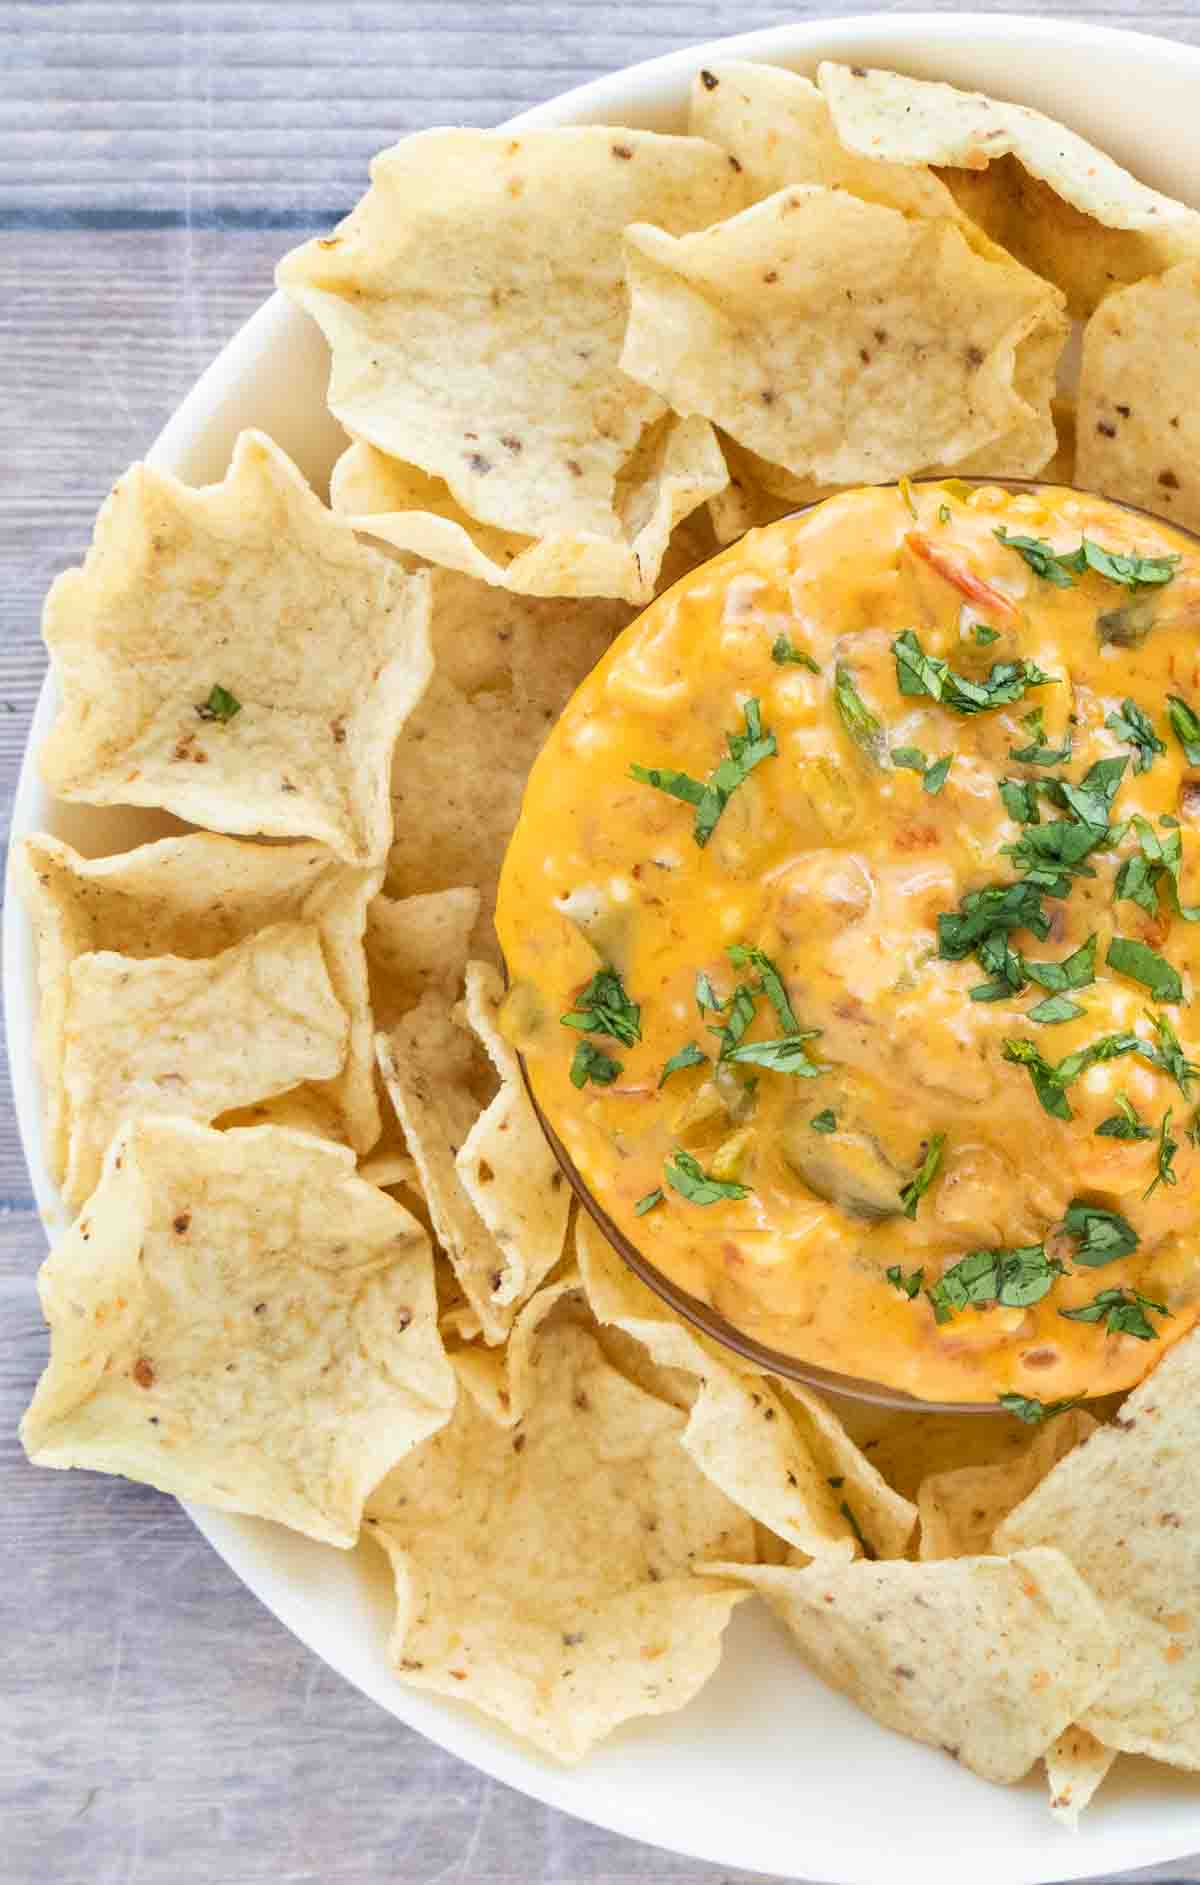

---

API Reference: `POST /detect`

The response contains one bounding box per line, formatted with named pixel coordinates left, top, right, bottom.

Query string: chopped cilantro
left=1009, top=706, right=1072, bottom=766
left=726, top=944, right=800, bottom=1035
left=560, top=966, right=641, bottom=1046
left=938, top=879, right=1050, bottom=961
left=833, top=663, right=887, bottom=763
left=927, top=1244, right=1064, bottom=1323
left=771, top=634, right=820, bottom=673
left=1145, top=1109, right=1179, bottom=1199
left=634, top=1187, right=664, bottom=1216
left=893, top=628, right=1054, bottom=715
left=1167, top=694, right=1200, bottom=766
left=665, top=1148, right=751, bottom=1205
left=724, top=1033, right=824, bottom=1076
left=923, top=755, right=953, bottom=795
left=1096, top=1094, right=1153, bottom=1141
left=1142, top=1010, right=1199, bottom=1097
left=1106, top=935, right=1183, bottom=1005
left=886, top=1264, right=924, bottom=1299
left=1059, top=1286, right=1169, bottom=1342
left=973, top=623, right=1000, bottom=646
left=810, top=1108, right=838, bottom=1134
left=631, top=698, right=776, bottom=847
left=937, top=503, right=952, bottom=525
left=1115, top=815, right=1200, bottom=923
left=1105, top=699, right=1165, bottom=774
left=695, top=970, right=722, bottom=1015
left=570, top=1040, right=621, bottom=1088
left=1024, top=935, right=1097, bottom=993
left=899, top=1134, right=945, bottom=1219
left=998, top=1392, right=1084, bottom=1425
left=196, top=683, right=241, bottom=722
left=995, top=528, right=1178, bottom=590
left=1002, top=1032, right=1143, bottom=1120
left=1061, top=1200, right=1139, bottom=1266
left=998, top=778, right=1045, bottom=825
left=1028, top=993, right=1086, bottom=1024
left=994, top=528, right=1077, bottom=588
left=893, top=746, right=953, bottom=794
left=658, top=1041, right=707, bottom=1086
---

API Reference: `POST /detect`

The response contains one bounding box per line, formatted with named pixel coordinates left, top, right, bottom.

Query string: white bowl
left=8, top=14, right=1200, bottom=1881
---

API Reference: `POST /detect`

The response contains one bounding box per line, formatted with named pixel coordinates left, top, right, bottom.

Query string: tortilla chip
left=60, top=922, right=348, bottom=1211
left=21, top=1118, right=456, bottom=1545
left=917, top=1408, right=1097, bottom=1559
left=366, top=887, right=481, bottom=1032
left=703, top=1550, right=1116, bottom=1784
left=1077, top=261, right=1200, bottom=532
left=576, top=1216, right=918, bottom=1559
left=217, top=1089, right=347, bottom=1139
left=456, top=962, right=571, bottom=1307
left=365, top=1304, right=754, bottom=1760
left=1042, top=396, right=1077, bottom=487
left=278, top=127, right=743, bottom=546
left=621, top=187, right=1066, bottom=486
left=819, top=64, right=1200, bottom=318
left=1044, top=1724, right=1117, bottom=1827
left=835, top=1399, right=1064, bottom=1503
left=996, top=1329, right=1200, bottom=1770
left=449, top=1266, right=584, bottom=1426
left=384, top=567, right=629, bottom=953
left=331, top=414, right=728, bottom=606
left=689, top=60, right=963, bottom=220
left=39, top=431, right=432, bottom=865
left=17, top=832, right=381, bottom=1181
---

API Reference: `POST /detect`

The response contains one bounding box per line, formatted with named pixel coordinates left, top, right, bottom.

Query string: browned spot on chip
left=132, top=1357, right=155, bottom=1389
left=700, top=69, right=719, bottom=90
left=1159, top=469, right=1181, bottom=488
left=172, top=1213, right=191, bottom=1234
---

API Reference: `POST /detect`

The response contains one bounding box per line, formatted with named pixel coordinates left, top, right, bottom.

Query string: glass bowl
left=514, top=476, right=1199, bottom=1415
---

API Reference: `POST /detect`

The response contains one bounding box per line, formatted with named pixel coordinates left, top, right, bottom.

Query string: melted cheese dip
left=497, top=483, right=1200, bottom=1405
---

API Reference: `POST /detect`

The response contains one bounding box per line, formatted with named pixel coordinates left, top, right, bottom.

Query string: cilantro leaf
left=1116, top=815, right=1200, bottom=923
left=1106, top=935, right=1184, bottom=1005
left=570, top=1040, right=622, bottom=1088
left=973, top=623, right=1000, bottom=646
left=1009, top=707, right=1072, bottom=766
left=724, top=1034, right=824, bottom=1076
left=938, top=880, right=1050, bottom=960
left=894, top=746, right=953, bottom=794
left=886, top=1264, right=924, bottom=1299
left=1145, top=1109, right=1179, bottom=1199
left=995, top=528, right=1178, bottom=590
left=1029, top=993, right=1086, bottom=1024
left=892, top=745, right=929, bottom=773
left=1096, top=1094, right=1154, bottom=1141
left=196, top=683, right=241, bottom=722
left=1024, top=935, right=1096, bottom=992
left=771, top=634, right=820, bottom=673
left=927, top=1244, right=1064, bottom=1323
left=665, top=1148, right=751, bottom=1205
left=810, top=1109, right=838, bottom=1134
left=994, top=528, right=1078, bottom=587
left=922, top=755, right=953, bottom=795
left=899, top=1133, right=945, bottom=1219
left=631, top=698, right=776, bottom=847
left=893, top=629, right=1054, bottom=715
left=1059, top=1286, right=1169, bottom=1341
left=726, top=943, right=801, bottom=1035
left=1106, top=699, right=1165, bottom=774
left=560, top=967, right=642, bottom=1046
left=1141, top=1010, right=1199, bottom=1096
left=1001, top=1038, right=1073, bottom=1118
left=1061, top=1200, right=1139, bottom=1266
left=834, top=663, right=887, bottom=762
left=658, top=1041, right=707, bottom=1087
left=1168, top=694, right=1200, bottom=767
left=695, top=971, right=723, bottom=1015
left=998, top=1392, right=1085, bottom=1425
left=634, top=1188, right=664, bottom=1215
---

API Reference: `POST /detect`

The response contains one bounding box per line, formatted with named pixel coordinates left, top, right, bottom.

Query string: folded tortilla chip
left=366, top=1302, right=754, bottom=1760
left=996, top=1329, right=1200, bottom=1770
left=331, top=414, right=728, bottom=605
left=39, top=431, right=432, bottom=865
left=835, top=1398, right=1073, bottom=1503
left=1045, top=1723, right=1117, bottom=1827
left=18, top=832, right=381, bottom=1182
left=1077, top=261, right=1200, bottom=533
left=621, top=187, right=1066, bottom=486
left=917, top=1408, right=1097, bottom=1559
left=366, top=887, right=481, bottom=1033
left=21, top=1118, right=456, bottom=1545
left=577, top=1217, right=916, bottom=1559
left=59, top=923, right=348, bottom=1211
left=689, top=60, right=964, bottom=220
left=384, top=567, right=629, bottom=952
left=819, top=63, right=1200, bottom=317
left=703, top=1550, right=1116, bottom=1784
left=278, top=128, right=744, bottom=549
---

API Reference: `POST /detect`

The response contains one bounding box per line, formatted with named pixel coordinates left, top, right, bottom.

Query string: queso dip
left=497, top=482, right=1200, bottom=1406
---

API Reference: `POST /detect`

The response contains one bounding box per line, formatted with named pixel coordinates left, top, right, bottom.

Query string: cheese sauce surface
left=497, top=483, right=1200, bottom=1405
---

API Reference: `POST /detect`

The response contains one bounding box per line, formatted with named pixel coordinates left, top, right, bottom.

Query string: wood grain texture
left=2, top=6, right=1199, bottom=1882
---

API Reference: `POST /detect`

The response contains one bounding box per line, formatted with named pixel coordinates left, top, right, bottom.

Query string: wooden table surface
left=3, top=5, right=1200, bottom=1881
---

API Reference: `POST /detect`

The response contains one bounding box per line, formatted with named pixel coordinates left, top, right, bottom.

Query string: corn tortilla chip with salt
left=366, top=886, right=481, bottom=1033
left=819, top=63, right=1200, bottom=318
left=384, top=568, right=630, bottom=953
left=331, top=415, right=728, bottom=606
left=60, top=922, right=349, bottom=1212
left=689, top=61, right=964, bottom=221
left=18, top=832, right=382, bottom=1179
left=1077, top=261, right=1200, bottom=533
left=278, top=128, right=744, bottom=551
left=39, top=431, right=432, bottom=866
left=703, top=1550, right=1116, bottom=1784
left=449, top=1265, right=584, bottom=1427
left=21, top=1119, right=456, bottom=1545
left=996, top=1329, right=1200, bottom=1770
left=621, top=187, right=1066, bottom=487
left=577, top=1216, right=917, bottom=1560
left=917, top=1407, right=1097, bottom=1560
left=365, top=1304, right=754, bottom=1761
left=835, top=1397, right=1069, bottom=1504
left=1045, top=1724, right=1117, bottom=1827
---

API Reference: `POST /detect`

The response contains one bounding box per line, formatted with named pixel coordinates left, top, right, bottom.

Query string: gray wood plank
left=3, top=7, right=1200, bottom=1881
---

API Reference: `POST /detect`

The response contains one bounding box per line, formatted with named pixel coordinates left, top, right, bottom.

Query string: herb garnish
left=1167, top=694, right=1200, bottom=767
left=893, top=746, right=953, bottom=794
left=1025, top=935, right=1097, bottom=993
left=973, top=623, right=1000, bottom=646
left=695, top=971, right=722, bottom=1015
left=1002, top=1030, right=1144, bottom=1120
left=833, top=664, right=887, bottom=762
left=899, top=1134, right=945, bottom=1219
left=927, top=1244, right=1064, bottom=1323
left=811, top=1109, right=837, bottom=1133
left=1059, top=1287, right=1170, bottom=1342
left=664, top=1148, right=751, bottom=1205
left=1115, top=815, right=1200, bottom=923
left=634, top=1188, right=664, bottom=1216
left=570, top=1040, right=621, bottom=1088
left=724, top=1033, right=824, bottom=1076
left=893, top=629, right=1054, bottom=715
left=560, top=967, right=641, bottom=1046
left=1060, top=1200, right=1139, bottom=1266
left=1106, top=935, right=1184, bottom=1006
left=1009, top=707, right=1072, bottom=766
left=1028, top=993, right=1086, bottom=1024
left=727, top=944, right=800, bottom=1035
left=630, top=698, right=776, bottom=847
left=1142, top=1011, right=1198, bottom=1096
left=771, top=634, right=820, bottom=674
left=998, top=1393, right=1084, bottom=1425
left=196, top=683, right=241, bottom=722
left=995, top=528, right=1179, bottom=590
left=1145, top=1109, right=1178, bottom=1198
left=886, top=1265, right=924, bottom=1298
left=658, top=1041, right=707, bottom=1086
left=1105, top=699, right=1165, bottom=774
left=1096, top=1093, right=1153, bottom=1141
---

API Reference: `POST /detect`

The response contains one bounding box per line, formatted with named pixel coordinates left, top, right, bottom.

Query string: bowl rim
left=9, top=16, right=1200, bottom=1883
